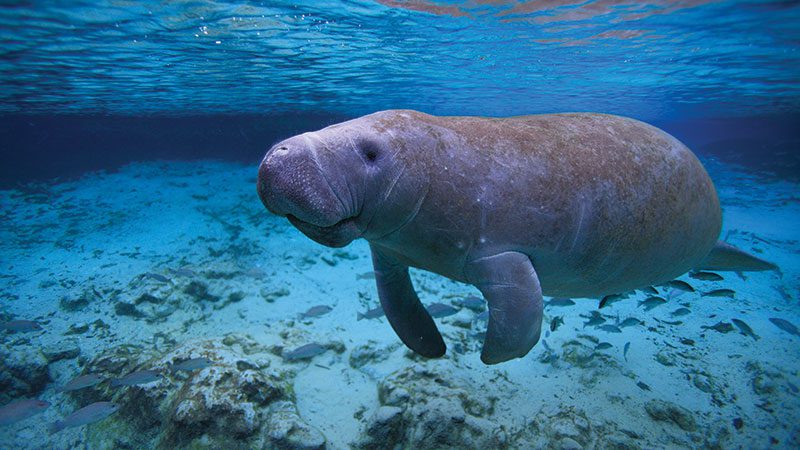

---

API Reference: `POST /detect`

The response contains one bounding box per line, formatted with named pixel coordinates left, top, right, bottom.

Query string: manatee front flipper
left=370, top=245, right=446, bottom=358
left=698, top=241, right=778, bottom=272
left=466, top=252, right=543, bottom=365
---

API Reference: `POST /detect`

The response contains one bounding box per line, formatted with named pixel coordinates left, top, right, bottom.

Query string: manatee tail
left=697, top=241, right=778, bottom=272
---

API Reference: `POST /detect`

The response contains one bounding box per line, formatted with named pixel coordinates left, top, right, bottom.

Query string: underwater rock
left=134, top=293, right=164, bottom=305
left=359, top=365, right=503, bottom=450
left=644, top=399, right=697, bottom=432
left=64, top=323, right=90, bottom=335
left=747, top=361, right=783, bottom=398
left=71, top=336, right=309, bottom=448
left=446, top=310, right=475, bottom=329
left=692, top=372, right=715, bottom=394
left=546, top=408, right=592, bottom=444
left=354, top=406, right=404, bottom=449
left=59, top=285, right=103, bottom=312
left=560, top=339, right=616, bottom=372
left=349, top=342, right=397, bottom=369
left=183, top=280, right=220, bottom=303
left=526, top=406, right=640, bottom=449
left=655, top=349, right=678, bottom=367
left=261, top=287, right=290, bottom=303
left=211, top=291, right=246, bottom=311
left=114, top=301, right=146, bottom=319
left=557, top=437, right=583, bottom=450
left=701, top=422, right=733, bottom=450
left=59, top=296, right=89, bottom=312
left=265, top=401, right=327, bottom=449
left=0, top=344, right=51, bottom=404
left=112, top=286, right=180, bottom=323
left=409, top=397, right=502, bottom=449
left=42, top=340, right=81, bottom=363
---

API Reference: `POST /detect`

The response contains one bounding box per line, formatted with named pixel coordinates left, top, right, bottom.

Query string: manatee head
left=257, top=112, right=429, bottom=247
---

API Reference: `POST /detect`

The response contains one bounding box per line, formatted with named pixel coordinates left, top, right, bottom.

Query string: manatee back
left=406, top=112, right=722, bottom=296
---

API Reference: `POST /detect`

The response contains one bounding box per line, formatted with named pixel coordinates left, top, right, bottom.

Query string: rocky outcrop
left=0, top=343, right=51, bottom=404
left=355, top=365, right=504, bottom=450
left=68, top=334, right=323, bottom=449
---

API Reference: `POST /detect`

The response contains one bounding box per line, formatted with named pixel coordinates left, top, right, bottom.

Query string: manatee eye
left=365, top=149, right=377, bottom=162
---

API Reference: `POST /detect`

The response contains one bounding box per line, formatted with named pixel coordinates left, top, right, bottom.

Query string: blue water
left=1, top=1, right=799, bottom=449
left=1, top=0, right=798, bottom=118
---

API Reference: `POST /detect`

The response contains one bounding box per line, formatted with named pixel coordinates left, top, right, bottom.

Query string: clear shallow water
left=0, top=1, right=799, bottom=449
left=1, top=0, right=798, bottom=118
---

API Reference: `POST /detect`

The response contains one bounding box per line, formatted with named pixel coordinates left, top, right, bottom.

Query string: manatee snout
left=257, top=138, right=362, bottom=247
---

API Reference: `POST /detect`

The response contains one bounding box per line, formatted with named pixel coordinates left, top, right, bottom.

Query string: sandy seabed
left=0, top=158, right=798, bottom=449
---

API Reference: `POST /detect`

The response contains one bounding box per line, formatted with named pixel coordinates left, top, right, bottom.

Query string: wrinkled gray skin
left=258, top=110, right=726, bottom=364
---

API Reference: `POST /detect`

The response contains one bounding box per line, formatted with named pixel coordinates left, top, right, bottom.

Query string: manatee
left=257, top=110, right=776, bottom=364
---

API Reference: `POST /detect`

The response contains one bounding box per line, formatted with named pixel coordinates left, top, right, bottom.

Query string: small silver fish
left=49, top=401, right=119, bottom=434
left=583, top=317, right=605, bottom=328
left=637, top=381, right=651, bottom=391
left=623, top=342, right=631, bottom=361
left=689, top=271, right=723, bottom=281
left=58, top=374, right=104, bottom=392
left=671, top=307, right=691, bottom=317
left=581, top=311, right=606, bottom=328
left=595, top=342, right=613, bottom=350
left=454, top=295, right=485, bottom=312
left=599, top=324, right=622, bottom=333
left=547, top=297, right=575, bottom=307
left=426, top=303, right=458, bottom=318
left=111, top=369, right=161, bottom=387
left=170, top=357, right=212, bottom=373
left=550, top=316, right=564, bottom=332
left=775, top=285, right=792, bottom=302
left=702, top=288, right=735, bottom=298
left=769, top=318, right=800, bottom=337
left=300, top=305, right=333, bottom=319
left=640, top=286, right=659, bottom=295
left=656, top=318, right=683, bottom=326
left=284, top=343, right=327, bottom=361
left=665, top=280, right=695, bottom=292
left=141, top=272, right=170, bottom=283
left=619, top=317, right=643, bottom=328
left=599, top=294, right=625, bottom=309
left=356, top=271, right=376, bottom=280
left=666, top=288, right=688, bottom=301
left=0, top=399, right=49, bottom=426
left=357, top=306, right=384, bottom=321
left=702, top=321, right=734, bottom=333
left=0, top=320, right=42, bottom=333
left=638, top=296, right=666, bottom=311
left=475, top=310, right=489, bottom=322
left=170, top=267, right=197, bottom=277
left=732, top=318, right=759, bottom=340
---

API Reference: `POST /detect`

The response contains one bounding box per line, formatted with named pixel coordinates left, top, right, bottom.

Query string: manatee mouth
left=286, top=214, right=361, bottom=248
